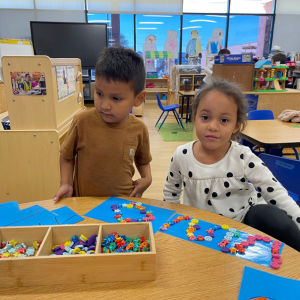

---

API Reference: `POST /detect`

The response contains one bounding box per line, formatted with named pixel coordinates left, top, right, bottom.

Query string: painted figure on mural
left=185, top=30, right=202, bottom=65
left=206, top=28, right=224, bottom=56
left=143, top=35, right=158, bottom=72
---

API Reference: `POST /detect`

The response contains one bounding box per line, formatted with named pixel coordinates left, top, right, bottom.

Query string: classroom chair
left=241, top=109, right=299, bottom=160
left=155, top=92, right=185, bottom=131
left=259, top=153, right=300, bottom=206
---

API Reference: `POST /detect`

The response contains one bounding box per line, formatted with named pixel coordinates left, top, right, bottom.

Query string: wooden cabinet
left=145, top=78, right=168, bottom=104
left=213, top=64, right=254, bottom=91
left=176, top=73, right=205, bottom=93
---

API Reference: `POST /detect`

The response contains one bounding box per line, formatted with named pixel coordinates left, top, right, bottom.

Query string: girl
left=163, top=81, right=300, bottom=251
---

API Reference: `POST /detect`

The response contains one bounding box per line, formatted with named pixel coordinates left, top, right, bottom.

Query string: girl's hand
left=53, top=184, right=73, bottom=202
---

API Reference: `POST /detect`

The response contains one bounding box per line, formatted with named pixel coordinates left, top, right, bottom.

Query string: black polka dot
left=179, top=171, right=181, bottom=174
left=226, top=192, right=231, bottom=197
left=183, top=181, right=186, bottom=187
left=166, top=176, right=168, bottom=181
left=270, top=199, right=276, bottom=205
left=171, top=157, right=173, bottom=162
left=227, top=172, right=233, bottom=178
left=240, top=154, right=244, bottom=159
left=240, top=178, right=246, bottom=182
left=208, top=200, right=212, bottom=206
left=249, top=162, right=255, bottom=168
left=172, top=193, right=177, bottom=197
left=296, top=217, right=300, bottom=223
left=212, top=192, right=218, bottom=198
left=170, top=172, right=173, bottom=177
left=163, top=199, right=166, bottom=201
left=224, top=181, right=229, bottom=188
left=241, top=206, right=245, bottom=209
left=219, top=214, right=223, bottom=216
left=287, top=215, right=293, bottom=219
left=257, top=193, right=261, bottom=198
left=182, top=149, right=187, bottom=154
left=267, top=187, right=274, bottom=192
left=239, top=189, right=242, bottom=190
left=188, top=171, right=193, bottom=178
left=249, top=202, right=253, bottom=206
left=245, top=189, right=249, bottom=190
left=204, top=188, right=209, bottom=194
left=257, top=187, right=261, bottom=192
left=272, top=178, right=277, bottom=182
left=229, top=208, right=235, bottom=212
left=262, top=163, right=266, bottom=166
left=175, top=184, right=180, bottom=188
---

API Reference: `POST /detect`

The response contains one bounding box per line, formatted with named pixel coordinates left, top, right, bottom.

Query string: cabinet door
left=223, top=65, right=254, bottom=91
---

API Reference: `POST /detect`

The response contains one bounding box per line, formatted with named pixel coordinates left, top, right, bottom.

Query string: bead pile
left=51, top=234, right=97, bottom=255
left=101, top=232, right=150, bottom=253
left=112, top=202, right=155, bottom=223
left=0, top=240, right=41, bottom=258
left=159, top=215, right=191, bottom=231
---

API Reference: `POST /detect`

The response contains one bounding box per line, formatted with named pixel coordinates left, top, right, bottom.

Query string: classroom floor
left=86, top=102, right=299, bottom=201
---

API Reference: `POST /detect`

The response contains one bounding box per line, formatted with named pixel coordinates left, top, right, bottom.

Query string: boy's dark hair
left=218, top=48, right=231, bottom=55
left=272, top=53, right=287, bottom=64
left=192, top=80, right=248, bottom=141
left=95, top=47, right=145, bottom=96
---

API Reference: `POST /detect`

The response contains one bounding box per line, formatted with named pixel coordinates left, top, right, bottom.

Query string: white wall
left=0, top=10, right=85, bottom=40
left=276, top=0, right=300, bottom=14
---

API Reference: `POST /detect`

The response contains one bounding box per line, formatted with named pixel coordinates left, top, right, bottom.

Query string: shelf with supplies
left=177, top=73, right=205, bottom=93
left=0, top=55, right=85, bottom=204
left=145, top=78, right=168, bottom=103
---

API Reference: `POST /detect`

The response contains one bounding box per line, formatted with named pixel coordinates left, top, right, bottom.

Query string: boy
left=271, top=52, right=287, bottom=65
left=54, top=47, right=152, bottom=201
left=20, top=73, right=32, bottom=92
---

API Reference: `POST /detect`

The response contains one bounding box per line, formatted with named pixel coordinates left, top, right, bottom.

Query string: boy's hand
left=129, top=177, right=152, bottom=198
left=53, top=184, right=73, bottom=202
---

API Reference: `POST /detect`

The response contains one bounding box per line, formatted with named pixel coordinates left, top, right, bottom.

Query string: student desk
left=240, top=119, right=300, bottom=154
left=178, top=90, right=197, bottom=123
left=3, top=196, right=300, bottom=299
left=244, top=89, right=300, bottom=118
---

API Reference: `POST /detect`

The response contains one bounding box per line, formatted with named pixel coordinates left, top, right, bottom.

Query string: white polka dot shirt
left=163, top=141, right=300, bottom=230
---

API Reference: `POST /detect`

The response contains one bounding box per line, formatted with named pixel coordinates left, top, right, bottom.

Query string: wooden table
left=2, top=196, right=300, bottom=299
left=240, top=119, right=300, bottom=153
left=244, top=88, right=300, bottom=118
left=178, top=90, right=197, bottom=124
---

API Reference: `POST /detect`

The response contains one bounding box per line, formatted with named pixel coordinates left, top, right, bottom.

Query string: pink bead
left=255, top=234, right=263, bottom=241
left=262, top=236, right=271, bottom=243
left=240, top=241, right=249, bottom=248
left=273, top=258, right=282, bottom=265
left=270, top=261, right=280, bottom=269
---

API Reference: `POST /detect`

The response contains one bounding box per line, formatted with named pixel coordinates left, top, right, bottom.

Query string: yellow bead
left=64, top=241, right=72, bottom=247
left=9, top=239, right=18, bottom=247
left=191, top=219, right=199, bottom=224
left=126, top=204, right=133, bottom=209
left=14, top=252, right=20, bottom=257
left=221, top=224, right=229, bottom=230
left=2, top=252, right=10, bottom=258
left=186, top=232, right=194, bottom=237
left=79, top=251, right=86, bottom=254
left=72, top=248, right=81, bottom=254
left=80, top=234, right=88, bottom=242
left=33, top=241, right=39, bottom=250
left=52, top=244, right=60, bottom=250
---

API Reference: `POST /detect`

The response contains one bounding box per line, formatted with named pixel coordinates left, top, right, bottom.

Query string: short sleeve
left=60, top=115, right=79, bottom=160
left=134, top=125, right=152, bottom=165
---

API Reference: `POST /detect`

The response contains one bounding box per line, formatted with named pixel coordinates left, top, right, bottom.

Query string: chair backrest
left=155, top=92, right=165, bottom=111
left=259, top=153, right=300, bottom=200
left=248, top=109, right=274, bottom=120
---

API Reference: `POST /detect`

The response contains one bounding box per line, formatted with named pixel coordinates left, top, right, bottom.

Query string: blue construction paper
left=0, top=205, right=56, bottom=227
left=84, top=197, right=176, bottom=233
left=162, top=213, right=284, bottom=268
left=0, top=201, right=20, bottom=219
left=238, top=266, right=300, bottom=300
left=51, top=206, right=84, bottom=225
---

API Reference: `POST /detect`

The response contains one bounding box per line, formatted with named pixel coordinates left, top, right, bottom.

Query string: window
left=0, top=0, right=34, bottom=9
left=230, top=0, right=275, bottom=14
left=136, top=14, right=180, bottom=76
left=227, top=15, right=273, bottom=58
left=35, top=0, right=85, bottom=10
left=183, top=0, right=228, bottom=13
left=87, top=0, right=134, bottom=12
left=182, top=15, right=227, bottom=67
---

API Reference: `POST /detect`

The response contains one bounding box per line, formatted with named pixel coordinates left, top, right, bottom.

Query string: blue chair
left=259, top=153, right=300, bottom=205
left=241, top=109, right=299, bottom=160
left=155, top=92, right=185, bottom=131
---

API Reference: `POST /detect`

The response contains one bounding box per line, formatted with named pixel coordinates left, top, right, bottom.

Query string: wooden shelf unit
left=176, top=73, right=205, bottom=93
left=0, top=56, right=85, bottom=204
left=145, top=78, right=168, bottom=103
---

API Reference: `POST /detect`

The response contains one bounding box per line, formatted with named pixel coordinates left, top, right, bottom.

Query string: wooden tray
left=0, top=223, right=156, bottom=287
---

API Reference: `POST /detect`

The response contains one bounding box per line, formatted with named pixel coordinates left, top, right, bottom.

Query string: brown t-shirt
left=60, top=109, right=152, bottom=197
